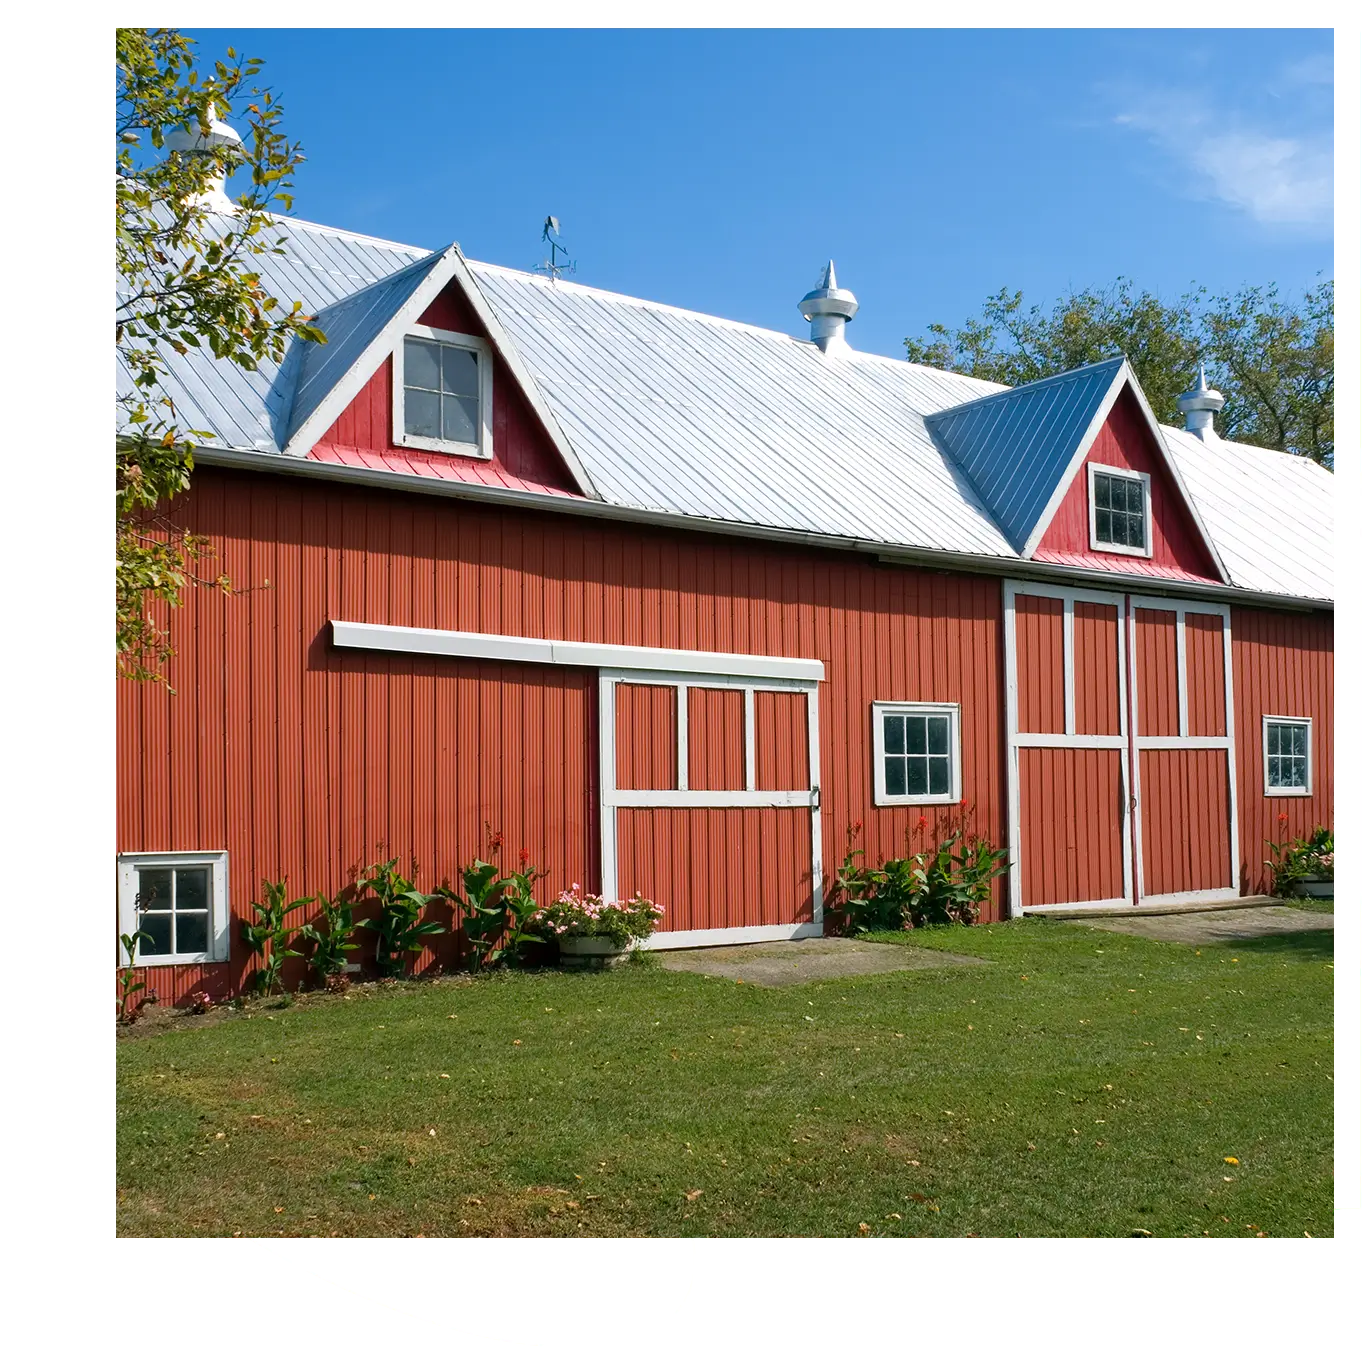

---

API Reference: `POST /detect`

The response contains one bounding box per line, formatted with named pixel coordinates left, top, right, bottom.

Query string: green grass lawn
left=116, top=917, right=1333, bottom=1237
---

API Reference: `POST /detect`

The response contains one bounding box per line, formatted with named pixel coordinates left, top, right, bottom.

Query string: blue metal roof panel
left=284, top=247, right=451, bottom=443
left=925, top=358, right=1124, bottom=547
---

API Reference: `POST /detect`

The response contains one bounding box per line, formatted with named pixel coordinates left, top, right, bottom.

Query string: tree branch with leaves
left=116, top=28, right=325, bottom=682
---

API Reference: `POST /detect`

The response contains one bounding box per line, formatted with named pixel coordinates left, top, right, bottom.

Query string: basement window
left=872, top=702, right=961, bottom=806
left=1088, top=464, right=1152, bottom=557
left=117, top=851, right=230, bottom=966
left=394, top=325, right=493, bottom=459
left=1263, top=716, right=1312, bottom=797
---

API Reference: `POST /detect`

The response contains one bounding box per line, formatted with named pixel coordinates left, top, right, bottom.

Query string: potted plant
left=531, top=885, right=664, bottom=969
left=1268, top=823, right=1334, bottom=899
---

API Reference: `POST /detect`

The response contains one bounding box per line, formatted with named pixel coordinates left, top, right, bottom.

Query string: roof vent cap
left=798, top=261, right=858, bottom=355
left=1176, top=363, right=1226, bottom=442
left=162, top=116, right=242, bottom=212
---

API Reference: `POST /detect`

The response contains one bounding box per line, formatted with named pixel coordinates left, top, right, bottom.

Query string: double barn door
left=1004, top=580, right=1238, bottom=913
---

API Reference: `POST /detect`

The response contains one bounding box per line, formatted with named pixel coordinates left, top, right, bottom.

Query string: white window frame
left=1263, top=715, right=1313, bottom=797
left=117, top=851, right=231, bottom=967
left=871, top=701, right=962, bottom=806
left=392, top=323, right=494, bottom=460
left=1088, top=463, right=1153, bottom=558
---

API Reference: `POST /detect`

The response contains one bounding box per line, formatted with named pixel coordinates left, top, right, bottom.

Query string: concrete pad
left=655, top=936, right=985, bottom=987
left=1073, top=905, right=1333, bottom=946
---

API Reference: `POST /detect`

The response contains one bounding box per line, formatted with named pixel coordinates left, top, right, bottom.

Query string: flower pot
left=558, top=935, right=633, bottom=970
left=1290, top=878, right=1333, bottom=899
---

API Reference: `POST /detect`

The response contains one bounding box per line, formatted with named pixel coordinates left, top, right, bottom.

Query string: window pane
left=927, top=716, right=949, bottom=755
left=1095, top=509, right=1113, bottom=543
left=1094, top=475, right=1110, bottom=510
left=928, top=757, right=949, bottom=795
left=405, top=389, right=441, bottom=438
left=1266, top=723, right=1280, bottom=754
left=442, top=394, right=479, bottom=444
left=176, top=867, right=209, bottom=910
left=885, top=757, right=906, bottom=796
left=1289, top=758, right=1307, bottom=788
left=441, top=345, right=480, bottom=397
left=176, top=911, right=209, bottom=954
left=906, top=757, right=928, bottom=795
left=138, top=868, right=173, bottom=911
left=884, top=715, right=904, bottom=755
left=139, top=913, right=171, bottom=957
left=1127, top=503, right=1145, bottom=549
left=1110, top=511, right=1129, bottom=547
left=1267, top=757, right=1282, bottom=788
left=905, top=716, right=927, bottom=754
left=404, top=337, right=441, bottom=391
left=1291, top=725, right=1308, bottom=756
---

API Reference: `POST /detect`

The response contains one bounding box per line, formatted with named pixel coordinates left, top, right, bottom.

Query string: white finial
left=1177, top=362, right=1226, bottom=441
left=163, top=116, right=243, bottom=212
left=798, top=260, right=858, bottom=355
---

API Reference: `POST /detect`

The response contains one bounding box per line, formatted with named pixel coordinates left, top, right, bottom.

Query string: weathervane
left=534, top=215, right=576, bottom=282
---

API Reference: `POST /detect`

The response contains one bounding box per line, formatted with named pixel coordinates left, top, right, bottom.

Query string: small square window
left=873, top=703, right=961, bottom=805
left=394, top=326, right=492, bottom=459
left=118, top=852, right=229, bottom=967
left=1263, top=717, right=1312, bottom=797
left=1089, top=465, right=1151, bottom=557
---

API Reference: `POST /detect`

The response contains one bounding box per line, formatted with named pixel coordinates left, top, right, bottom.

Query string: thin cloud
left=1114, top=85, right=1332, bottom=230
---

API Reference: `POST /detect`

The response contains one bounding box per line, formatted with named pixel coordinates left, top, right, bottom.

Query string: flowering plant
left=1267, top=820, right=1333, bottom=893
left=530, top=885, right=664, bottom=949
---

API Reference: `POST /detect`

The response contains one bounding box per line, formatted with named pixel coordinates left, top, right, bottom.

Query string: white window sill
left=397, top=432, right=493, bottom=460
left=873, top=793, right=962, bottom=808
left=1264, top=787, right=1313, bottom=798
left=1089, top=539, right=1153, bottom=559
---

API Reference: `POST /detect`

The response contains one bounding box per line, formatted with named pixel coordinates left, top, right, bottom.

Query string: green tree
left=116, top=28, right=325, bottom=682
left=904, top=277, right=1333, bottom=468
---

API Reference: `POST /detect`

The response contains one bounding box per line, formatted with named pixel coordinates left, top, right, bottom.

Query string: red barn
left=116, top=217, right=1333, bottom=1005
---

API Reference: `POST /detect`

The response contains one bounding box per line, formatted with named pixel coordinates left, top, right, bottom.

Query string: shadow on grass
left=1219, top=929, right=1334, bottom=962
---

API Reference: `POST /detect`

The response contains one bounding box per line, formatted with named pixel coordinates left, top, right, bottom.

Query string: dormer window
left=1088, top=464, right=1152, bottom=557
left=393, top=324, right=493, bottom=458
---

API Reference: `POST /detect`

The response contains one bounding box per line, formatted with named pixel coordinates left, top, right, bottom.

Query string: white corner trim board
left=330, top=620, right=825, bottom=683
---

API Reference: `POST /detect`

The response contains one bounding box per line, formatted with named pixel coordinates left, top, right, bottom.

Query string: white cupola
left=162, top=116, right=242, bottom=212
left=798, top=261, right=858, bottom=355
left=1176, top=364, right=1226, bottom=442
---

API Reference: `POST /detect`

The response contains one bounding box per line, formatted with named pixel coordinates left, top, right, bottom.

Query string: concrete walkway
left=1071, top=904, right=1333, bottom=946
left=655, top=936, right=985, bottom=987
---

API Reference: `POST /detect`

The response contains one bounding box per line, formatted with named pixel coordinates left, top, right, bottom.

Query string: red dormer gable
left=308, top=278, right=584, bottom=498
left=1031, top=386, right=1222, bottom=583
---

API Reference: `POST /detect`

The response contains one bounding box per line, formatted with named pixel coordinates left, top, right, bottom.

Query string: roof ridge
left=925, top=355, right=1126, bottom=423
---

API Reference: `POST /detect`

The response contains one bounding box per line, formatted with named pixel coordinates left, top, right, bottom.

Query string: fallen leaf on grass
left=1224, top=1157, right=1239, bottom=1165
left=907, top=1193, right=940, bottom=1212
left=857, top=1222, right=870, bottom=1235
left=1130, top=1228, right=1153, bottom=1237
left=465, top=1197, right=483, bottom=1206
left=274, top=1206, right=284, bottom=1214
left=685, top=1189, right=704, bottom=1201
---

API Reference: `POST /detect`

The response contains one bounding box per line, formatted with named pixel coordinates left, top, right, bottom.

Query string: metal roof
left=116, top=212, right=1333, bottom=604
left=924, top=358, right=1126, bottom=550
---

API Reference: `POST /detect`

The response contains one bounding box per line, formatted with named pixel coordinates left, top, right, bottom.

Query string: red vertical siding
left=117, top=469, right=1010, bottom=1000
left=1018, top=748, right=1124, bottom=905
left=1139, top=749, right=1232, bottom=895
left=1232, top=606, right=1334, bottom=893
left=1185, top=612, right=1227, bottom=738
left=615, top=807, right=813, bottom=931
left=1072, top=600, right=1121, bottom=736
left=755, top=691, right=810, bottom=791
left=1135, top=608, right=1179, bottom=737
left=1015, top=595, right=1065, bottom=734
left=687, top=687, right=745, bottom=790
left=1033, top=388, right=1222, bottom=581
left=615, top=683, right=677, bottom=790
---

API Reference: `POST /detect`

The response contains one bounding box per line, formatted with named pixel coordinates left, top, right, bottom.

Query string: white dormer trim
left=1018, top=360, right=1231, bottom=584
left=282, top=244, right=599, bottom=499
left=392, top=324, right=494, bottom=460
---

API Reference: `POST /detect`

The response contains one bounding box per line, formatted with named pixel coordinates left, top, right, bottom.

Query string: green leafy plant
left=1267, top=818, right=1334, bottom=896
left=118, top=930, right=151, bottom=1024
left=529, top=885, right=665, bottom=950
left=241, top=879, right=309, bottom=995
left=296, top=892, right=360, bottom=985
left=439, top=830, right=548, bottom=972
left=356, top=859, right=443, bottom=979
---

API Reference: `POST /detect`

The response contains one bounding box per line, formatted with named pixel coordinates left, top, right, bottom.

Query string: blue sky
left=194, top=28, right=1334, bottom=360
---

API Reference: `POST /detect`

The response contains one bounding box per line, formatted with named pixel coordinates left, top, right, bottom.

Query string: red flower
left=852, top=820, right=863, bottom=834
left=518, top=847, right=531, bottom=866
left=916, top=815, right=929, bottom=831
left=959, top=797, right=969, bottom=810
left=1278, top=812, right=1289, bottom=822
